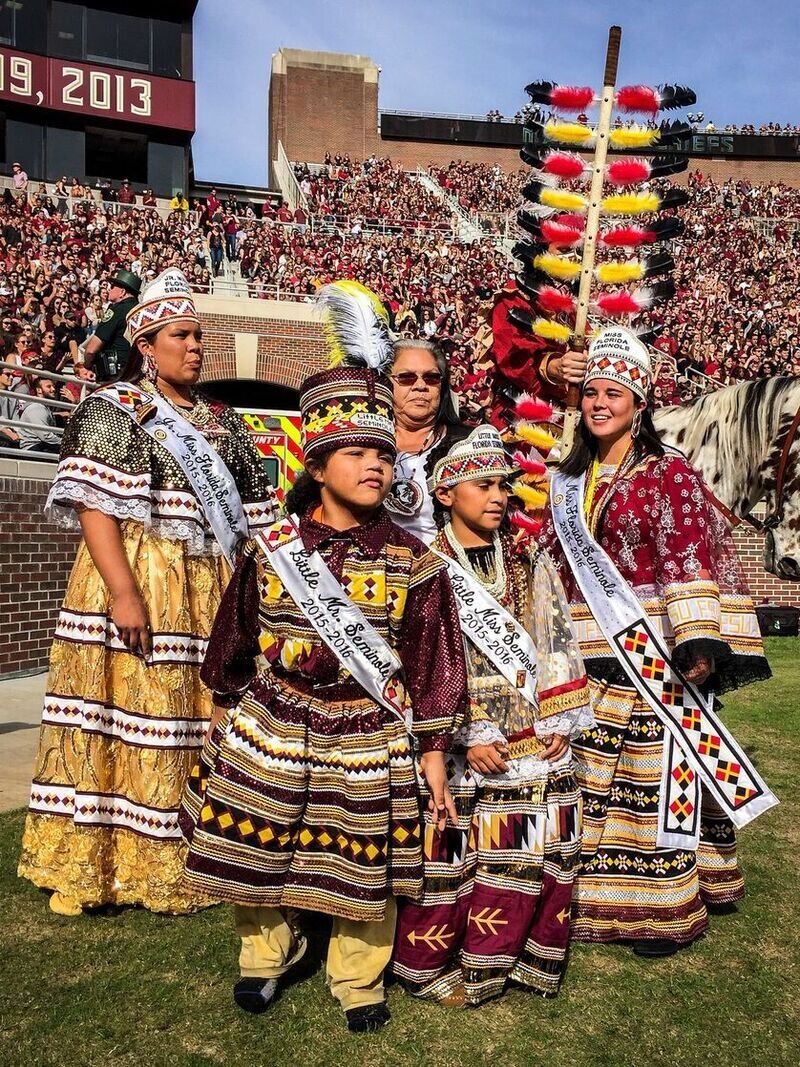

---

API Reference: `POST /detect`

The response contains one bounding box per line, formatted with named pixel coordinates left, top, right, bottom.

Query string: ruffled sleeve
left=652, top=455, right=771, bottom=691
left=398, top=550, right=468, bottom=752
left=199, top=540, right=262, bottom=706
left=44, top=394, right=152, bottom=529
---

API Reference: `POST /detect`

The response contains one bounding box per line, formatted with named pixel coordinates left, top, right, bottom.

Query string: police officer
left=81, top=269, right=141, bottom=382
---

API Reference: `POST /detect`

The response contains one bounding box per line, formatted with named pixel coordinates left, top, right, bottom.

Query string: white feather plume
left=316, top=280, right=395, bottom=371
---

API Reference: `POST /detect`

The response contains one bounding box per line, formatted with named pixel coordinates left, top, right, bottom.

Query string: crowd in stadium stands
left=292, top=155, right=455, bottom=231
left=433, top=160, right=527, bottom=224
left=643, top=171, right=800, bottom=391
left=4, top=155, right=800, bottom=452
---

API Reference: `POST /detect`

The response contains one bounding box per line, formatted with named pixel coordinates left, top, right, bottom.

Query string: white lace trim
left=453, top=717, right=507, bottom=751
left=44, top=481, right=221, bottom=556
left=534, top=704, right=595, bottom=741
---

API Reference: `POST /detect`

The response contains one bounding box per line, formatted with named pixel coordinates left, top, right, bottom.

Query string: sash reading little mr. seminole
left=98, top=382, right=248, bottom=566
left=254, top=515, right=406, bottom=722
left=551, top=471, right=777, bottom=849
left=433, top=550, right=539, bottom=707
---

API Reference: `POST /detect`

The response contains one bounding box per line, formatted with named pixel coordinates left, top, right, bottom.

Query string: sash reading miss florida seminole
left=98, top=382, right=248, bottom=566
left=551, top=471, right=777, bottom=849
left=433, top=550, right=539, bottom=707
left=254, top=515, right=406, bottom=722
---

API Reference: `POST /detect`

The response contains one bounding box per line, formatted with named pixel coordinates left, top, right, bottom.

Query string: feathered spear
left=515, top=26, right=694, bottom=455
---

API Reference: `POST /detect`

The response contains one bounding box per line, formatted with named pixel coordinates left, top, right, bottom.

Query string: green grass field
left=1, top=638, right=798, bottom=1067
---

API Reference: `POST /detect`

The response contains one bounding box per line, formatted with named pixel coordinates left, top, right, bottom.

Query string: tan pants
left=234, top=898, right=397, bottom=1011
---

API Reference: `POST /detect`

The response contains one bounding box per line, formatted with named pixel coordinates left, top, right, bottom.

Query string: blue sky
left=193, top=0, right=800, bottom=186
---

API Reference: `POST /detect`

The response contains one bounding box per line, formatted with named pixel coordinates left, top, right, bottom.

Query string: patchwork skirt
left=18, top=524, right=227, bottom=913
left=571, top=680, right=744, bottom=944
left=392, top=758, right=582, bottom=1004
left=179, top=672, right=423, bottom=923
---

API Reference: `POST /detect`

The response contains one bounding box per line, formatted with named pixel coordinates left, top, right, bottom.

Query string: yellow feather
left=609, top=126, right=660, bottom=149
left=513, top=482, right=549, bottom=509
left=516, top=423, right=557, bottom=451
left=533, top=318, right=573, bottom=342
left=596, top=261, right=644, bottom=283
left=602, top=192, right=660, bottom=215
left=540, top=187, right=588, bottom=212
left=533, top=254, right=582, bottom=281
left=545, top=121, right=594, bottom=144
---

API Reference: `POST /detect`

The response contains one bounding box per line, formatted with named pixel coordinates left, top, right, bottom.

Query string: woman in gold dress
left=18, top=268, right=278, bottom=915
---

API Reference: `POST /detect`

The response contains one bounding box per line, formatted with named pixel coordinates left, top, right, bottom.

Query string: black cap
left=110, top=268, right=141, bottom=296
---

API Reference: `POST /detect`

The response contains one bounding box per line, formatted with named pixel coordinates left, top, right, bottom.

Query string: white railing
left=272, top=142, right=308, bottom=214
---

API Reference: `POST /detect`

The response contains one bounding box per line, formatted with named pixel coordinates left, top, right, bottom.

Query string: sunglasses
left=391, top=371, right=443, bottom=387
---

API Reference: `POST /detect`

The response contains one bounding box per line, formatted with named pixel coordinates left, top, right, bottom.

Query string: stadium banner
left=0, top=47, right=195, bottom=132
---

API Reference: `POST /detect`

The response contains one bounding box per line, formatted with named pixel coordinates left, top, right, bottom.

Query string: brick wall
left=0, top=463, right=795, bottom=682
left=0, top=474, right=79, bottom=678
left=269, top=49, right=380, bottom=174
left=734, top=525, right=799, bottom=605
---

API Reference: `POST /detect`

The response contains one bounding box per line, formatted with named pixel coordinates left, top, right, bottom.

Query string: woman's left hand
left=539, top=733, right=570, bottom=761
left=683, top=654, right=713, bottom=685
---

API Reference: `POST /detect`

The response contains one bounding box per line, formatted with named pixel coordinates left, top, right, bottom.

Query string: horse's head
left=758, top=422, right=800, bottom=580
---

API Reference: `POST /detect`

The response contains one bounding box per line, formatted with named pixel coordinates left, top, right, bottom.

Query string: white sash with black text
left=551, top=471, right=777, bottom=849
left=434, top=550, right=539, bottom=707
left=254, top=515, right=405, bottom=722
left=97, top=382, right=248, bottom=565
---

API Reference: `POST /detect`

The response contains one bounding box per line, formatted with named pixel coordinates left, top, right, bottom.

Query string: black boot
left=632, top=939, right=683, bottom=958
left=345, top=1003, right=391, bottom=1033
left=233, top=977, right=279, bottom=1014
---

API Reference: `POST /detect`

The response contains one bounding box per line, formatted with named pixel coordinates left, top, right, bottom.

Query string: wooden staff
left=560, top=25, right=622, bottom=456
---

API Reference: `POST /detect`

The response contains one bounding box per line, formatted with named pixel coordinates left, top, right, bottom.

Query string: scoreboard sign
left=0, top=46, right=195, bottom=132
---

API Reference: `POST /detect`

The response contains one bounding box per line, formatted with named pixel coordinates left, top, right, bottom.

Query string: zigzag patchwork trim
left=54, top=609, right=208, bottom=664
left=41, top=694, right=206, bottom=749
left=28, top=782, right=181, bottom=839
left=128, top=296, right=199, bottom=342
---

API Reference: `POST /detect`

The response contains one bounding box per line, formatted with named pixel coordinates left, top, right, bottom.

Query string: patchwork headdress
left=430, top=425, right=517, bottom=491
left=126, top=268, right=200, bottom=344
left=300, top=281, right=396, bottom=460
left=583, top=325, right=652, bottom=402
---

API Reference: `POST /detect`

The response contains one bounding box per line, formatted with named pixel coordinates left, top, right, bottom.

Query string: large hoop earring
left=631, top=409, right=643, bottom=439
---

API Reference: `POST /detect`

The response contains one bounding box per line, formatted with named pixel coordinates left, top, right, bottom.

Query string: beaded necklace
left=443, top=521, right=507, bottom=598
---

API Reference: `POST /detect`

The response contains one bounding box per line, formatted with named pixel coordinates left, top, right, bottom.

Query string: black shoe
left=345, top=1003, right=391, bottom=1033
left=233, top=977, right=279, bottom=1014
left=706, top=900, right=738, bottom=916
left=632, top=939, right=683, bottom=958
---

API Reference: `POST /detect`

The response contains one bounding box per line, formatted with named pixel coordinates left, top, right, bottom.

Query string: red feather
left=513, top=451, right=548, bottom=477
left=606, top=158, right=652, bottom=186
left=596, top=291, right=643, bottom=315
left=516, top=396, right=555, bottom=422
left=556, top=213, right=586, bottom=231
left=536, top=285, right=576, bottom=315
left=510, top=511, right=543, bottom=536
left=601, top=225, right=656, bottom=247
left=616, top=85, right=660, bottom=114
left=540, top=151, right=586, bottom=180
left=550, top=85, right=595, bottom=111
left=540, top=219, right=583, bottom=247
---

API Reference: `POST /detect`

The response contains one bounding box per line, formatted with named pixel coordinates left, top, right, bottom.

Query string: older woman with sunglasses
left=386, top=339, right=468, bottom=544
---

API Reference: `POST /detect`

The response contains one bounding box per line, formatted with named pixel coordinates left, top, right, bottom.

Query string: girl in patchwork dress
left=542, top=326, right=773, bottom=957
left=393, top=425, right=593, bottom=1005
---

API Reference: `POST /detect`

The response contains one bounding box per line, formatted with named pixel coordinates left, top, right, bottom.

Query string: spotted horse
left=654, top=377, right=800, bottom=580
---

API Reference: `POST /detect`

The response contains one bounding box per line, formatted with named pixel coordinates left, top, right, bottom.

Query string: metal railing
left=273, top=142, right=309, bottom=214
left=0, top=360, right=97, bottom=463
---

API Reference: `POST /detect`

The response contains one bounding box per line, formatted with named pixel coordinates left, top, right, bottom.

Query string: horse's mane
left=655, top=377, right=800, bottom=506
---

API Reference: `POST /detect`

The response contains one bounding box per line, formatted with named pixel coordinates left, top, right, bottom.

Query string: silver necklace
left=443, top=522, right=507, bottom=598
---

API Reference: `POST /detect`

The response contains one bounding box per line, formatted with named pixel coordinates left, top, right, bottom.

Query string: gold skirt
left=18, top=522, right=230, bottom=913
